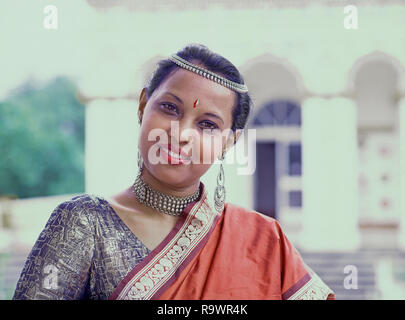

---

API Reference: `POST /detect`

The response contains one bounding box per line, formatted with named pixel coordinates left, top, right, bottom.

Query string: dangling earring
left=137, top=114, right=143, bottom=173
left=214, top=153, right=226, bottom=212
left=137, top=148, right=143, bottom=173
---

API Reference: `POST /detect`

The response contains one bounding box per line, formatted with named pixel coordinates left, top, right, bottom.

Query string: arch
left=347, top=51, right=405, bottom=95
left=252, top=100, right=301, bottom=127
left=239, top=53, right=306, bottom=127
left=239, top=54, right=304, bottom=222
left=348, top=51, right=404, bottom=132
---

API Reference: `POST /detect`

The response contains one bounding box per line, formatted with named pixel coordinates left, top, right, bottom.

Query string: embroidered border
left=117, top=193, right=217, bottom=300
left=287, top=272, right=334, bottom=300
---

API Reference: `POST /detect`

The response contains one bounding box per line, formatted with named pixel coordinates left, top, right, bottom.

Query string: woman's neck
left=140, top=168, right=200, bottom=198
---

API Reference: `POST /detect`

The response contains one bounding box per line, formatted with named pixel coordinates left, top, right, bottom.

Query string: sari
left=109, top=184, right=335, bottom=300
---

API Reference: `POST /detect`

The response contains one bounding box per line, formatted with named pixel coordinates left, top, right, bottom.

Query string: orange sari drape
left=109, top=186, right=335, bottom=300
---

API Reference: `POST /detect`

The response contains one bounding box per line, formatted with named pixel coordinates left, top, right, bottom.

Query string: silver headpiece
left=169, top=54, right=248, bottom=93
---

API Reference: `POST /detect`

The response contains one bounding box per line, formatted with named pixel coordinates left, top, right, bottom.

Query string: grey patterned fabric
left=12, top=194, right=150, bottom=300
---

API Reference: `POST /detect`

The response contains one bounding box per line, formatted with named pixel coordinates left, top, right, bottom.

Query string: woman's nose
left=170, top=119, right=196, bottom=145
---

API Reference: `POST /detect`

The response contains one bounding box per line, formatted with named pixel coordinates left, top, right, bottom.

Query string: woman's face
left=138, top=66, right=237, bottom=190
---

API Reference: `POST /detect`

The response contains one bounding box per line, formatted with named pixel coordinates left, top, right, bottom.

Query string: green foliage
left=0, top=77, right=85, bottom=198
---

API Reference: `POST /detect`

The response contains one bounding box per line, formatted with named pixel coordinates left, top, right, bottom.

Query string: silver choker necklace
left=131, top=174, right=200, bottom=216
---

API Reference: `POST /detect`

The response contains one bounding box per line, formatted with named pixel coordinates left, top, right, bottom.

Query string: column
left=398, top=99, right=405, bottom=250
left=299, top=97, right=360, bottom=251
left=85, top=98, right=140, bottom=197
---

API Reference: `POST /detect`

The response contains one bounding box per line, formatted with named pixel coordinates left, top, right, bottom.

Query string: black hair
left=145, top=44, right=252, bottom=132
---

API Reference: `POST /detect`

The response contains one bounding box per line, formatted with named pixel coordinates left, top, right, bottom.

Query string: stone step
left=335, top=293, right=377, bottom=300
left=320, top=277, right=375, bottom=285
left=305, top=264, right=375, bottom=271
left=298, top=249, right=405, bottom=299
left=319, top=283, right=375, bottom=291
left=301, top=255, right=405, bottom=262
left=299, top=250, right=405, bottom=258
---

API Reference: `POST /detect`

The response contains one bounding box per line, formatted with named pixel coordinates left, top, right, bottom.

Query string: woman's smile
left=159, top=143, right=192, bottom=165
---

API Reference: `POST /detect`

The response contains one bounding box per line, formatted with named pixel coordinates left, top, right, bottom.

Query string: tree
left=0, top=76, right=85, bottom=198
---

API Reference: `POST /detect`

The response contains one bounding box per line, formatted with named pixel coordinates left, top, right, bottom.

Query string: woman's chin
left=147, top=164, right=195, bottom=188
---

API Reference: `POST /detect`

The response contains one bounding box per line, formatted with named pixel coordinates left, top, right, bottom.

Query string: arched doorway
left=240, top=54, right=306, bottom=234
left=252, top=100, right=302, bottom=221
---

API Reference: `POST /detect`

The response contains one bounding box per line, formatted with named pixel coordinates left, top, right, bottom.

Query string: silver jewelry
left=214, top=156, right=226, bottom=212
left=131, top=173, right=200, bottom=216
left=169, top=54, right=248, bottom=94
left=137, top=149, right=143, bottom=172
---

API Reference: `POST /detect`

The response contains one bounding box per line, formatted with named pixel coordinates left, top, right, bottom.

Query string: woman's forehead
left=155, top=68, right=236, bottom=108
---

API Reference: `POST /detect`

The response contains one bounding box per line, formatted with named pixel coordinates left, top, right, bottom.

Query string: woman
left=13, top=44, right=335, bottom=300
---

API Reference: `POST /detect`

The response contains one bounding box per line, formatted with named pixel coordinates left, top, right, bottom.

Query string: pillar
left=299, top=97, right=360, bottom=251
left=398, top=99, right=405, bottom=250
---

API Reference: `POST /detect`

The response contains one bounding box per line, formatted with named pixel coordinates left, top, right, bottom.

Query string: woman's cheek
left=199, top=134, right=222, bottom=164
left=139, top=122, right=165, bottom=165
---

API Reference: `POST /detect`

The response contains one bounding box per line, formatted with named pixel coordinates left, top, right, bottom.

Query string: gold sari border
left=285, top=270, right=335, bottom=300
left=110, top=186, right=220, bottom=300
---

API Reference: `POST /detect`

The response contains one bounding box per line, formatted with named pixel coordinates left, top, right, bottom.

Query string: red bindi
left=193, top=99, right=199, bottom=108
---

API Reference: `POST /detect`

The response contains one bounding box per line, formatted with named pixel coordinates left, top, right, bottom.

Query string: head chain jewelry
left=169, top=54, right=248, bottom=94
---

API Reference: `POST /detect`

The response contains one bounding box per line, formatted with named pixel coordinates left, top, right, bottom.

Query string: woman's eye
left=200, top=120, right=218, bottom=130
left=161, top=103, right=178, bottom=114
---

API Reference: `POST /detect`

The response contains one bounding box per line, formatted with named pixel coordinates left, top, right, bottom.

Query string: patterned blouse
left=12, top=194, right=150, bottom=300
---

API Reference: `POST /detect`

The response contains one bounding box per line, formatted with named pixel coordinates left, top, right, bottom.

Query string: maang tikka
left=214, top=152, right=226, bottom=212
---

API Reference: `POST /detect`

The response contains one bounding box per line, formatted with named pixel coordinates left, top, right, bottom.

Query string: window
left=288, top=191, right=302, bottom=207
left=252, top=100, right=301, bottom=126
left=288, top=144, right=301, bottom=176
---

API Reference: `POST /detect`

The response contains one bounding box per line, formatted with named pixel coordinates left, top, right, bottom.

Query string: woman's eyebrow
left=163, top=92, right=183, bottom=104
left=204, top=112, right=224, bottom=124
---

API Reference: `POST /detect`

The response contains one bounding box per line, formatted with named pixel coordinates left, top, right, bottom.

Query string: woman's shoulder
left=224, top=202, right=278, bottom=222
left=51, top=193, right=106, bottom=221
left=223, top=202, right=283, bottom=238
left=31, top=194, right=105, bottom=249
left=62, top=193, right=102, bottom=205
left=54, top=193, right=94, bottom=210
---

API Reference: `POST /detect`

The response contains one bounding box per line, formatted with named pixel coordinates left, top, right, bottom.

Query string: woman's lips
left=159, top=144, right=192, bottom=165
